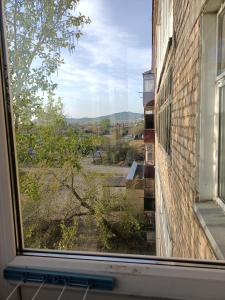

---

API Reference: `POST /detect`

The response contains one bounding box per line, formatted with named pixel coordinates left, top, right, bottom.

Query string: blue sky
left=53, top=0, right=152, bottom=118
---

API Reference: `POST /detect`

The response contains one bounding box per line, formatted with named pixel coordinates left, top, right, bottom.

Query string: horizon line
left=65, top=111, right=144, bottom=120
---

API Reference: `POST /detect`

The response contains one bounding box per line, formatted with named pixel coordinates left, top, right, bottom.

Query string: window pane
left=144, top=197, right=155, bottom=211
left=145, top=114, right=154, bottom=129
left=219, top=85, right=225, bottom=201
left=5, top=0, right=153, bottom=254
left=144, top=79, right=154, bottom=92
left=4, top=0, right=225, bottom=263
left=219, top=12, right=225, bottom=74
left=146, top=143, right=154, bottom=163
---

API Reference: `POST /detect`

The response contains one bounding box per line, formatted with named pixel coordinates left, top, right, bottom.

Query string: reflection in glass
left=4, top=0, right=153, bottom=254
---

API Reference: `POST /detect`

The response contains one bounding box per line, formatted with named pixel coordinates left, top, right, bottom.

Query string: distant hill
left=66, top=112, right=143, bottom=125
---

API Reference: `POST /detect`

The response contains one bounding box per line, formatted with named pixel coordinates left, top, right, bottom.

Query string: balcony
left=144, top=165, right=155, bottom=179
left=143, top=91, right=155, bottom=107
left=144, top=197, right=155, bottom=211
left=126, top=161, right=144, bottom=189
left=126, top=161, right=144, bottom=212
left=144, top=129, right=155, bottom=143
left=145, top=113, right=154, bottom=129
left=144, top=211, right=155, bottom=230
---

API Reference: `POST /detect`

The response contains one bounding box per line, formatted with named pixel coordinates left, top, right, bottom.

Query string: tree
left=5, top=0, right=91, bottom=128
left=99, top=119, right=110, bottom=135
left=21, top=167, right=144, bottom=251
left=131, top=121, right=144, bottom=139
left=19, top=102, right=144, bottom=251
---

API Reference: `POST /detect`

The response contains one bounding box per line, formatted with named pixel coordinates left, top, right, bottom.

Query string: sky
left=53, top=0, right=152, bottom=118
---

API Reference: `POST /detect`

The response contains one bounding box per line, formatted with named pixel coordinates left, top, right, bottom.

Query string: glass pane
left=4, top=0, right=225, bottom=263
left=145, top=114, right=154, bottom=129
left=146, top=143, right=154, bottom=163
left=219, top=85, right=225, bottom=201
left=4, top=0, right=152, bottom=254
left=219, top=12, right=225, bottom=74
left=144, top=197, right=155, bottom=211
left=144, top=79, right=154, bottom=92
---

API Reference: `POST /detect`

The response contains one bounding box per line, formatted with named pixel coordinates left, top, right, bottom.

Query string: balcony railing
left=126, top=161, right=144, bottom=188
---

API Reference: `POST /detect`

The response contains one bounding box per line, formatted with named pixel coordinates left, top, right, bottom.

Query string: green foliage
left=58, top=217, right=78, bottom=250
left=18, top=114, right=144, bottom=251
left=103, top=138, right=135, bottom=166
left=20, top=156, right=144, bottom=251
left=20, top=173, right=40, bottom=202
left=16, top=97, right=100, bottom=170
left=131, top=121, right=144, bottom=137
left=5, top=0, right=91, bottom=127
left=94, top=190, right=142, bottom=250
left=99, top=119, right=110, bottom=135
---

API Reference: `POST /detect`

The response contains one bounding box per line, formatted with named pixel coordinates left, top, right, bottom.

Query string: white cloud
left=76, top=0, right=104, bottom=21
left=56, top=63, right=126, bottom=91
left=53, top=0, right=150, bottom=117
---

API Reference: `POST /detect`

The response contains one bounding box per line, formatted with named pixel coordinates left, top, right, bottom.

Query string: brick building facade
left=153, top=0, right=225, bottom=260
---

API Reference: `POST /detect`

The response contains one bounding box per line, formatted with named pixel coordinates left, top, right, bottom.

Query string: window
left=218, top=84, right=225, bottom=202
left=218, top=8, right=225, bottom=75
left=144, top=79, right=154, bottom=92
left=146, top=143, right=154, bottom=163
left=144, top=197, right=155, bottom=211
left=192, top=1, right=225, bottom=262
left=3, top=0, right=153, bottom=255
left=156, top=0, right=173, bottom=83
left=156, top=68, right=172, bottom=155
left=218, top=6, right=225, bottom=203
left=3, top=1, right=225, bottom=300
left=143, top=70, right=155, bottom=106
left=145, top=114, right=154, bottom=129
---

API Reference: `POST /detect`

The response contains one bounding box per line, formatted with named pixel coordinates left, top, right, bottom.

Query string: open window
left=2, top=0, right=225, bottom=299
left=3, top=0, right=153, bottom=256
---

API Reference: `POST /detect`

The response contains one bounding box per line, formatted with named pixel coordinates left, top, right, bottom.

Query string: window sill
left=6, top=254, right=225, bottom=300
left=194, top=201, right=225, bottom=260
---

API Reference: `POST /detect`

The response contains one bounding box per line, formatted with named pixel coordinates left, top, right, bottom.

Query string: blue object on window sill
left=4, top=266, right=115, bottom=290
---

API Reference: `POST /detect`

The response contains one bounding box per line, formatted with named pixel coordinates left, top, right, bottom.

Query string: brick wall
left=155, top=0, right=216, bottom=259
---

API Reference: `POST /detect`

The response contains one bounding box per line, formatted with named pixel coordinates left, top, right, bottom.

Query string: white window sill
left=194, top=201, right=225, bottom=260
left=6, top=254, right=225, bottom=300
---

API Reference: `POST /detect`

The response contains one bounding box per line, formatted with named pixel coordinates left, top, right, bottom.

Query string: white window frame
left=156, top=67, right=172, bottom=155
left=199, top=3, right=225, bottom=211
left=216, top=4, right=225, bottom=210
left=156, top=0, right=173, bottom=85
left=2, top=2, right=225, bottom=300
left=199, top=10, right=219, bottom=203
left=194, top=0, right=225, bottom=262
